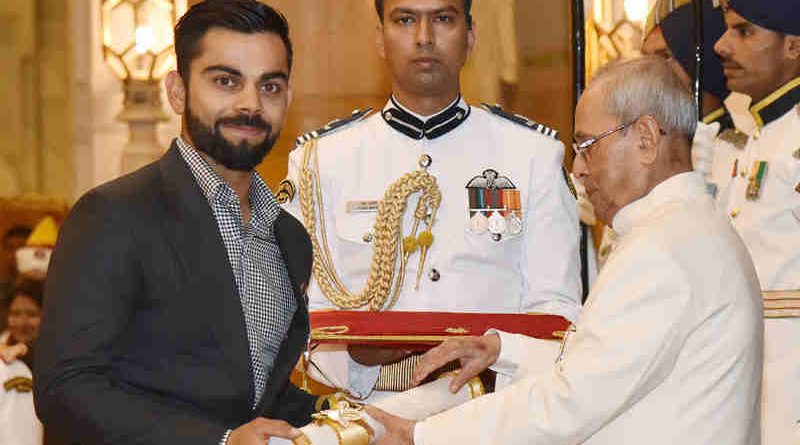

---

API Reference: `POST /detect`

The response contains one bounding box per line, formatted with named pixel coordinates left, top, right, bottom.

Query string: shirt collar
left=381, top=95, right=470, bottom=140
left=749, top=76, right=800, bottom=128
left=175, top=137, right=281, bottom=227
left=176, top=136, right=226, bottom=203
left=612, top=171, right=707, bottom=236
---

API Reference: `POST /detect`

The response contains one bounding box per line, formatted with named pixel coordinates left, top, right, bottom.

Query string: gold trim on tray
left=310, top=331, right=564, bottom=342
left=444, top=327, right=470, bottom=334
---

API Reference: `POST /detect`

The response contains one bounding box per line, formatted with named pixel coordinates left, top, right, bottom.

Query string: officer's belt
left=763, top=290, right=800, bottom=319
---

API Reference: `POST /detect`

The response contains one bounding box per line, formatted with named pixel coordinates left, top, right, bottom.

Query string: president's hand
left=366, top=405, right=415, bottom=445
left=348, top=345, right=413, bottom=366
left=227, top=418, right=301, bottom=445
left=412, top=334, right=501, bottom=393
left=0, top=343, right=28, bottom=364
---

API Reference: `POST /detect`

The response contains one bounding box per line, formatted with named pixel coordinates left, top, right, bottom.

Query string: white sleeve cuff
left=488, top=330, right=561, bottom=380
left=486, top=329, right=518, bottom=376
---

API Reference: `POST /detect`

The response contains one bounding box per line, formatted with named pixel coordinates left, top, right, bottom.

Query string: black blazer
left=34, top=143, right=316, bottom=444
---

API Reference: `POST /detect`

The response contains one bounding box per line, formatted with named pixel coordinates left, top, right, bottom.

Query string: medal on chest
left=466, top=169, right=523, bottom=242
left=745, top=160, right=768, bottom=201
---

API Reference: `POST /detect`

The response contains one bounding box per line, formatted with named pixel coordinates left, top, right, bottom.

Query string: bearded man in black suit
left=34, top=2, right=317, bottom=444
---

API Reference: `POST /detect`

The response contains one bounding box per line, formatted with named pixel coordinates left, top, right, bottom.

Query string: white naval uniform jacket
left=283, top=97, right=581, bottom=395
left=415, top=172, right=763, bottom=445
left=708, top=78, right=800, bottom=445
left=710, top=92, right=800, bottom=290
left=0, top=343, right=43, bottom=445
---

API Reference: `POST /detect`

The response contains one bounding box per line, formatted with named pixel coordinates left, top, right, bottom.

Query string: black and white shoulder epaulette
left=481, top=103, right=559, bottom=140
left=295, top=108, right=375, bottom=146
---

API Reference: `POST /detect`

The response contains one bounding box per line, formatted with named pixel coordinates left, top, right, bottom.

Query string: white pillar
left=118, top=79, right=168, bottom=174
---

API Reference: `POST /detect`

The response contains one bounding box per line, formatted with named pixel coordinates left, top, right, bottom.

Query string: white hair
left=590, top=56, right=698, bottom=139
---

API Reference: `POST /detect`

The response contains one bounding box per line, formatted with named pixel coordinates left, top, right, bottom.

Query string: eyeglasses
left=572, top=120, right=636, bottom=158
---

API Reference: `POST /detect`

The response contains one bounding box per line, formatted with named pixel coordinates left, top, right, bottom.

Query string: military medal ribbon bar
left=745, top=160, right=767, bottom=201
left=465, top=169, right=524, bottom=240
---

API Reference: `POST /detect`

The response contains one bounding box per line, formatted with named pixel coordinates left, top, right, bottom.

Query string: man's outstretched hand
left=366, top=405, right=416, bottom=445
left=412, top=334, right=501, bottom=393
left=227, top=417, right=301, bottom=445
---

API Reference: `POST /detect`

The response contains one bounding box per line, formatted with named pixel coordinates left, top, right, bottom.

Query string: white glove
left=692, top=121, right=720, bottom=180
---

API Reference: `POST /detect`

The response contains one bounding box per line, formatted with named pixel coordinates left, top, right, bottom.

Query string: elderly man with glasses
left=369, top=56, right=764, bottom=445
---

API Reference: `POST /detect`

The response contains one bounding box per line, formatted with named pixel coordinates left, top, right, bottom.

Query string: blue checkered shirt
left=176, top=137, right=297, bottom=409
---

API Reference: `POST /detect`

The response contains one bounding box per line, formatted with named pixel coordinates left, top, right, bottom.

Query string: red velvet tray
left=309, top=311, right=569, bottom=349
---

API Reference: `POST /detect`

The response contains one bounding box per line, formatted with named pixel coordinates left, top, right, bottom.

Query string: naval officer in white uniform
left=281, top=0, right=581, bottom=399
left=713, top=1, right=800, bottom=443
left=370, top=57, right=764, bottom=445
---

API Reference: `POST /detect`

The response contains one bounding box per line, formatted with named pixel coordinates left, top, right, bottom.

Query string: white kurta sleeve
left=416, top=247, right=693, bottom=445
left=489, top=330, right=561, bottom=379
left=521, top=140, right=581, bottom=322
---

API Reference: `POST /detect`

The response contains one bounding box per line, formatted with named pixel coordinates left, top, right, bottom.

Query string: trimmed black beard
left=185, top=105, right=279, bottom=172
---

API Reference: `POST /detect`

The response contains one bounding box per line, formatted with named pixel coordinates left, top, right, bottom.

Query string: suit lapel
left=156, top=143, right=255, bottom=409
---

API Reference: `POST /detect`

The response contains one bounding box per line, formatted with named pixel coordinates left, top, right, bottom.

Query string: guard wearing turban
left=714, top=1, right=800, bottom=444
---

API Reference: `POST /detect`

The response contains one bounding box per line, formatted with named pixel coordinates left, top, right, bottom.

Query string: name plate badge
left=346, top=200, right=380, bottom=213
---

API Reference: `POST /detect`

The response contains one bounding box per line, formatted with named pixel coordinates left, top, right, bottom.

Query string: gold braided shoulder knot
left=298, top=138, right=441, bottom=311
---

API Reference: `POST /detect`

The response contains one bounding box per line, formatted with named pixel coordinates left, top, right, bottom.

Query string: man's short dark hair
left=174, top=0, right=293, bottom=82
left=374, top=0, right=473, bottom=28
